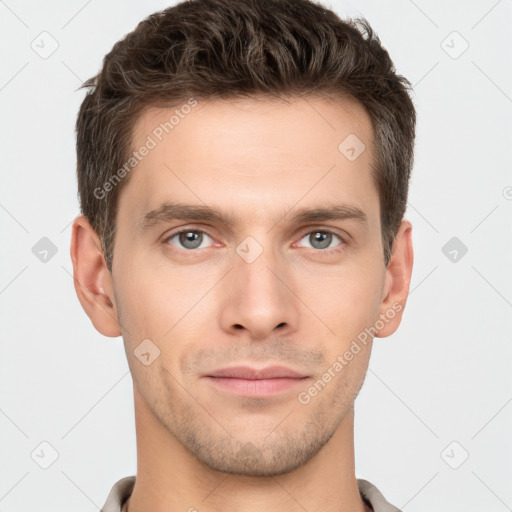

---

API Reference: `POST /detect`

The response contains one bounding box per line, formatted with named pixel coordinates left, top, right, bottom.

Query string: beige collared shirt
left=101, top=475, right=403, bottom=512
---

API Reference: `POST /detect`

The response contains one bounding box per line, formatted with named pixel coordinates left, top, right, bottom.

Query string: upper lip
left=206, top=365, right=307, bottom=379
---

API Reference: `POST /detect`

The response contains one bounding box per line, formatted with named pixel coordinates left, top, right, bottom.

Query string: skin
left=70, top=95, right=413, bottom=512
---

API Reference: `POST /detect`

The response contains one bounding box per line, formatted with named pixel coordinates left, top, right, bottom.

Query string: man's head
left=75, top=0, right=415, bottom=272
left=71, top=0, right=415, bottom=477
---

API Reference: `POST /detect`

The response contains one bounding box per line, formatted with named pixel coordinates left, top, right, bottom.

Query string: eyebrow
left=137, top=201, right=368, bottom=232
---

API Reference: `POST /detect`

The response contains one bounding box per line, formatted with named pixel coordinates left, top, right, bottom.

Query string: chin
left=182, top=419, right=334, bottom=477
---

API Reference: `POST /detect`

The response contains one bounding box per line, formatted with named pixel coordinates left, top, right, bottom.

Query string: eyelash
left=163, top=227, right=346, bottom=254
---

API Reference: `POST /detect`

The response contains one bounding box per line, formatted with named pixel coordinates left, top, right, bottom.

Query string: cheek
left=115, top=258, right=220, bottom=377
left=299, top=263, right=383, bottom=341
left=115, top=247, right=190, bottom=330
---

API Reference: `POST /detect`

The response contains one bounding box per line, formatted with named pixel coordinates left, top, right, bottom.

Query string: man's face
left=111, top=95, right=390, bottom=476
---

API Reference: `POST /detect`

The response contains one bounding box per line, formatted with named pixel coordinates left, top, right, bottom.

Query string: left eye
left=165, top=230, right=213, bottom=250
left=298, top=230, right=343, bottom=251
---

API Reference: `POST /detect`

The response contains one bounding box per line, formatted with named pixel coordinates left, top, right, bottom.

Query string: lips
left=204, top=365, right=310, bottom=398
left=206, top=365, right=307, bottom=379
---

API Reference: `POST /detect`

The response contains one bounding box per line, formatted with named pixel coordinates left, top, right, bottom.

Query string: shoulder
left=100, top=475, right=136, bottom=512
left=357, top=478, right=403, bottom=512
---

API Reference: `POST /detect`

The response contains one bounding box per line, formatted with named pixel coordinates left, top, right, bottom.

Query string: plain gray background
left=1, top=1, right=511, bottom=511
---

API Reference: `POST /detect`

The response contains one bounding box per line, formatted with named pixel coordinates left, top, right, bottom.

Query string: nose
left=218, top=238, right=300, bottom=341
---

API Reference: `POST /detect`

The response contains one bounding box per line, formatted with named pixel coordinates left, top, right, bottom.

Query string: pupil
left=313, top=231, right=330, bottom=249
left=181, top=231, right=201, bottom=249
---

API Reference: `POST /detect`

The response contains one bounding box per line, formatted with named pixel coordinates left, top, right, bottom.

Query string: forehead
left=119, top=95, right=378, bottom=229
left=132, top=94, right=373, bottom=163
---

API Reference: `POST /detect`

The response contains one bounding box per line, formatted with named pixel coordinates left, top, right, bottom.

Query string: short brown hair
left=75, top=0, right=416, bottom=271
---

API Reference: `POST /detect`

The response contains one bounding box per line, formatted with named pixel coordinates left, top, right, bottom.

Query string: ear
left=374, top=219, right=413, bottom=338
left=69, top=215, right=121, bottom=337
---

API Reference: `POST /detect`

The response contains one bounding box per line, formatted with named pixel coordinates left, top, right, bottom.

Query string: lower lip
left=205, top=376, right=309, bottom=397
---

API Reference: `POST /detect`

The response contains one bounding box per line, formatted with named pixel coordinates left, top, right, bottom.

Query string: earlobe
left=69, top=215, right=121, bottom=337
left=374, top=220, right=414, bottom=338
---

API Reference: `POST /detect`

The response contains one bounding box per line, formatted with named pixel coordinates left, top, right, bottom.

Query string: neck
left=125, top=386, right=369, bottom=512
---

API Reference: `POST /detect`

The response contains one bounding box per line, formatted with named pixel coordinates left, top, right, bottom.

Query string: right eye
left=164, top=229, right=215, bottom=251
